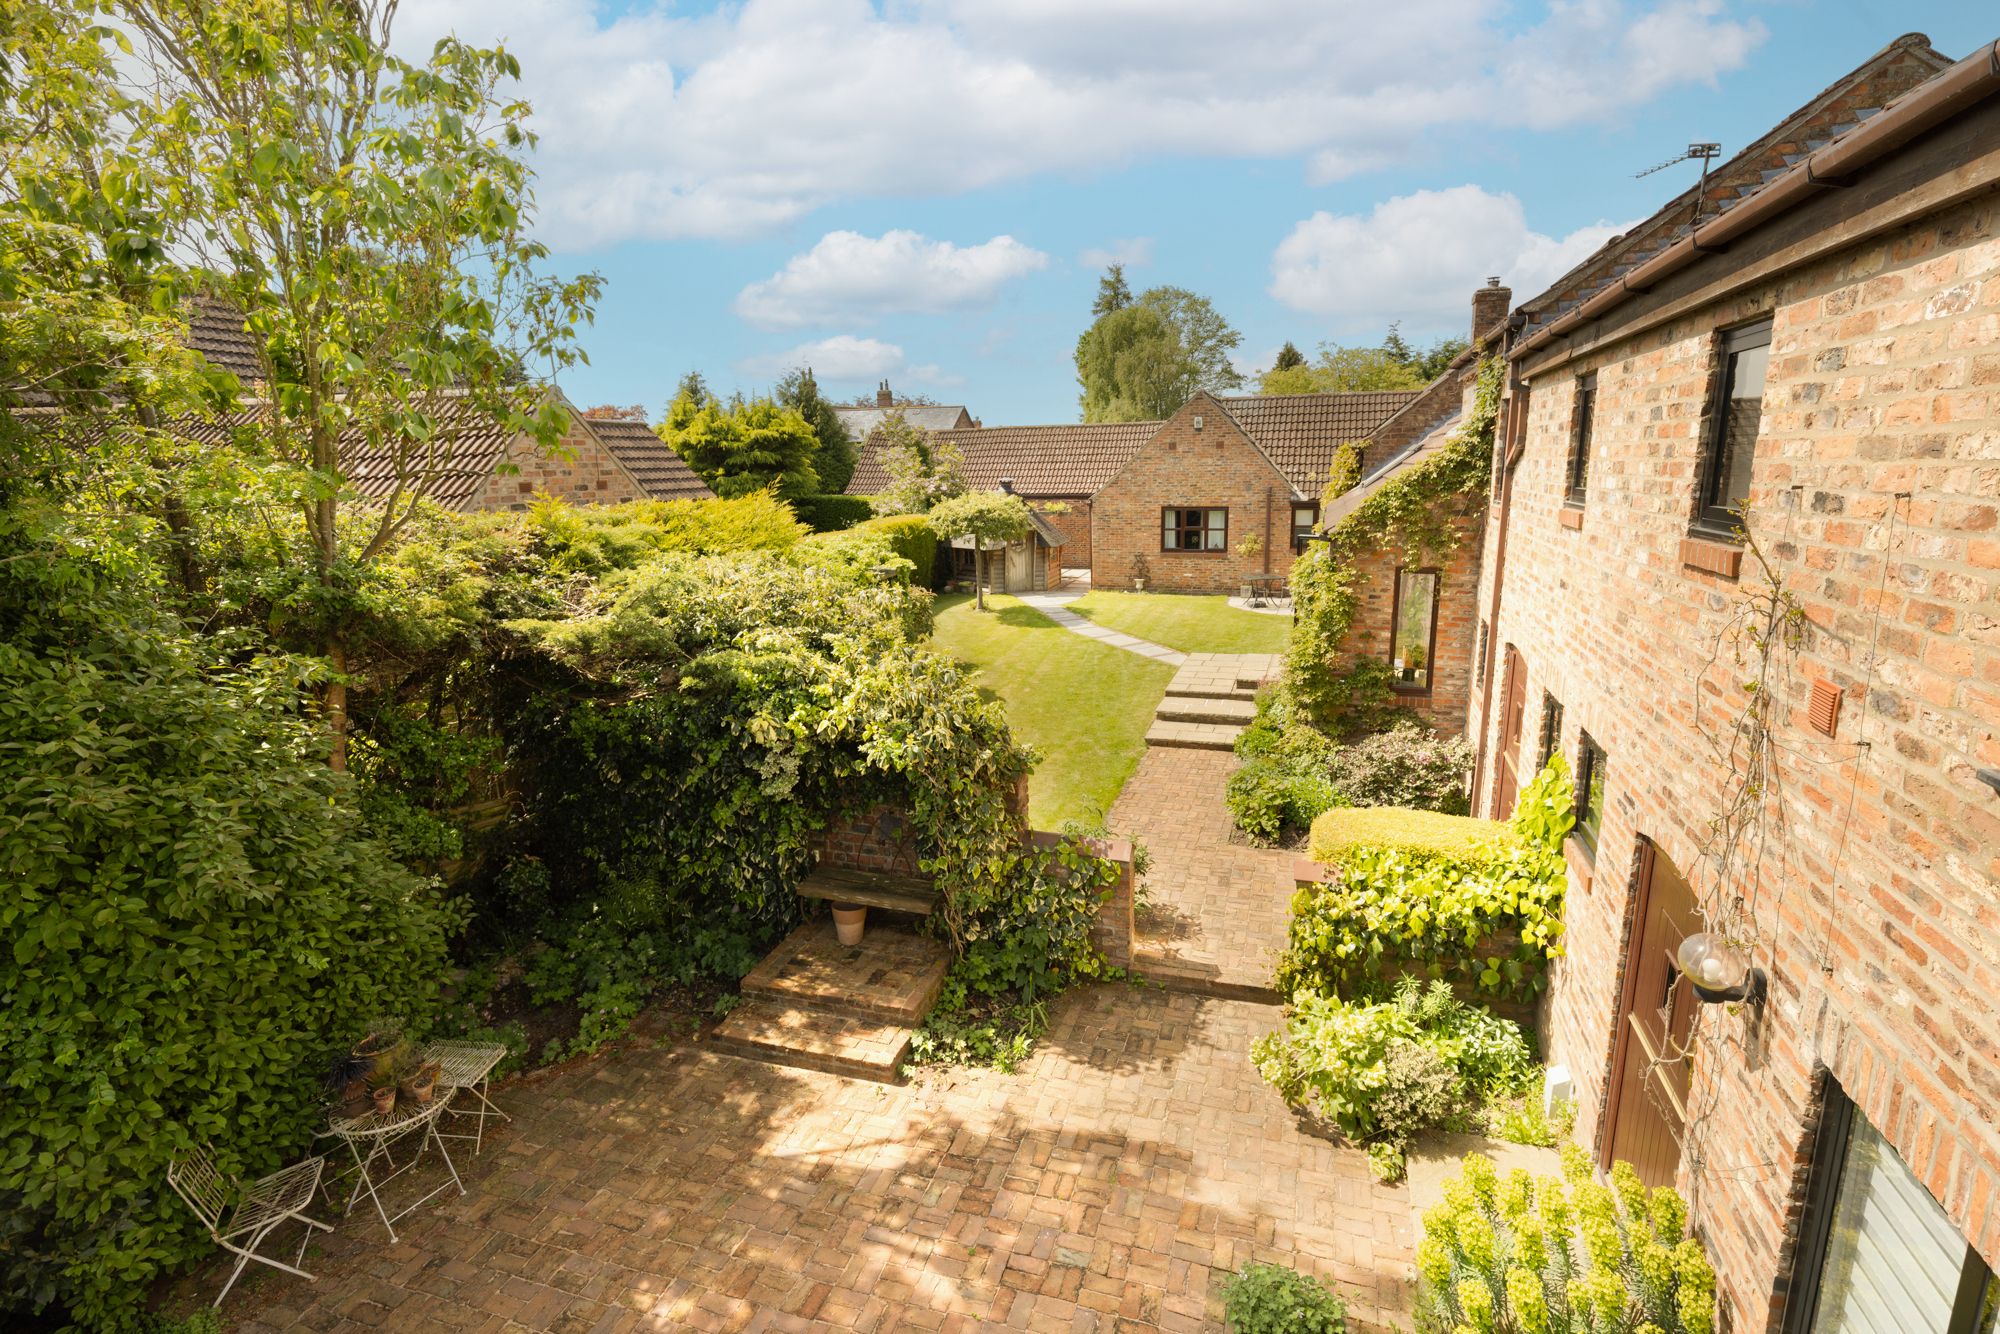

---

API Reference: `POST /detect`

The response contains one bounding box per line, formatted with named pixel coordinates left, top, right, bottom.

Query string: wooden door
left=1493, top=645, right=1527, bottom=819
left=1603, top=842, right=1701, bottom=1187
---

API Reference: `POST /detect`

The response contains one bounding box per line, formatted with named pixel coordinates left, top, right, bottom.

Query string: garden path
left=199, top=986, right=1414, bottom=1331
left=1112, top=748, right=1298, bottom=1002
left=1013, top=590, right=1188, bottom=667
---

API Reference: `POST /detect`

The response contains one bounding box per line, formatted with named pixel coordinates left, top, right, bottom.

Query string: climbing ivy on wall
left=1287, top=358, right=1504, bottom=732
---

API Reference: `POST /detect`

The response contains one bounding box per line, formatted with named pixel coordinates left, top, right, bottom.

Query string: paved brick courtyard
left=203, top=986, right=1411, bottom=1332
left=1111, top=749, right=1296, bottom=1001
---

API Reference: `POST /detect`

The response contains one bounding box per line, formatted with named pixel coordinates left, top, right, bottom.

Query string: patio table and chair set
left=165, top=1038, right=511, bottom=1308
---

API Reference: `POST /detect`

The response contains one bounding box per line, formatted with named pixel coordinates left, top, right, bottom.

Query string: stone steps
left=1156, top=696, right=1257, bottom=725
left=711, top=918, right=951, bottom=1084
left=710, top=997, right=914, bottom=1084
left=1145, top=720, right=1243, bottom=751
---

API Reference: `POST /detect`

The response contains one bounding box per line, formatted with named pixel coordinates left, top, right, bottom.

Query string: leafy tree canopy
left=1260, top=327, right=1468, bottom=395
left=1272, top=341, right=1307, bottom=372
left=775, top=365, right=856, bottom=493
left=1092, top=263, right=1132, bottom=316
left=659, top=390, right=820, bottom=501
left=871, top=412, right=966, bottom=515
left=1075, top=285, right=1243, bottom=423
left=928, top=490, right=1035, bottom=611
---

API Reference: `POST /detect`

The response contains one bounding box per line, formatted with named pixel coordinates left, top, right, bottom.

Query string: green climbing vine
left=1288, top=358, right=1503, bottom=732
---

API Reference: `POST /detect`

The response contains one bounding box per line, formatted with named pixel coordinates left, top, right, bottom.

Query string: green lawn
left=1066, top=589, right=1293, bottom=654
left=930, top=593, right=1173, bottom=829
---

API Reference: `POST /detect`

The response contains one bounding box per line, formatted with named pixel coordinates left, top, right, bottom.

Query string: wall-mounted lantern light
left=1678, top=932, right=1766, bottom=1006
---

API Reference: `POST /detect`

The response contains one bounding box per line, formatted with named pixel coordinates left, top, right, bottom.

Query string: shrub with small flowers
left=1413, top=1147, right=1717, bottom=1334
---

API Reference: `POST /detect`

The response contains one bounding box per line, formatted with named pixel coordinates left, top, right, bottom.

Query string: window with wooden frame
left=1574, top=730, right=1608, bottom=855
left=1538, top=693, right=1564, bottom=769
left=1388, top=568, right=1440, bottom=694
left=1783, top=1076, right=1998, bottom=1334
left=1694, top=318, right=1773, bottom=535
left=1161, top=507, right=1227, bottom=552
left=1567, top=372, right=1597, bottom=506
left=1290, top=502, right=1319, bottom=554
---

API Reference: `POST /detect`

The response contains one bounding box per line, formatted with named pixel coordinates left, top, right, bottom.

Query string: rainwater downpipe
left=1470, top=334, right=1532, bottom=816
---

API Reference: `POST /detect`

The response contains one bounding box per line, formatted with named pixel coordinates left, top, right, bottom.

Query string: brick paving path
left=204, top=986, right=1411, bottom=1332
left=1110, top=749, right=1296, bottom=1001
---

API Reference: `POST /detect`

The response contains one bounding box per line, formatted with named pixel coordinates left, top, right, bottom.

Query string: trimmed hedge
left=791, top=493, right=874, bottom=532
left=1308, top=806, right=1513, bottom=866
left=858, top=514, right=940, bottom=587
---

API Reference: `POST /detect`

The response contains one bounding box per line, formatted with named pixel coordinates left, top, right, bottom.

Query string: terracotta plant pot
left=371, top=1085, right=398, bottom=1116
left=405, top=1061, right=441, bottom=1106
left=831, top=903, right=868, bottom=946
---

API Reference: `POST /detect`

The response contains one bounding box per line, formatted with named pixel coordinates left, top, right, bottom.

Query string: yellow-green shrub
left=859, top=513, right=939, bottom=586
left=1414, top=1147, right=1716, bottom=1334
left=1309, top=805, right=1514, bottom=865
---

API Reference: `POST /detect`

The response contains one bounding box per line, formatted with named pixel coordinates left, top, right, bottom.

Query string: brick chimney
left=876, top=379, right=893, bottom=408
left=1472, top=277, right=1511, bottom=344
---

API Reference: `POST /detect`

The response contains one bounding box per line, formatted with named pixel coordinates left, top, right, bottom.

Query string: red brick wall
left=1033, top=499, right=1092, bottom=567
left=1468, top=191, right=2000, bottom=1327
left=1332, top=510, right=1484, bottom=730
left=472, top=424, right=648, bottom=511
left=1091, top=396, right=1296, bottom=593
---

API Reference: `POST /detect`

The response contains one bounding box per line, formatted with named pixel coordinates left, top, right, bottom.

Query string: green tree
left=1259, top=344, right=1426, bottom=395
left=1272, top=341, right=1307, bottom=372
left=1092, top=262, right=1132, bottom=315
left=674, top=368, right=713, bottom=408
left=1385, top=322, right=1467, bottom=381
left=102, top=0, right=599, bottom=767
left=1075, top=284, right=1242, bottom=422
left=871, top=411, right=966, bottom=516
left=775, top=365, right=856, bottom=493
left=928, top=490, right=1034, bottom=611
left=662, top=392, right=820, bottom=500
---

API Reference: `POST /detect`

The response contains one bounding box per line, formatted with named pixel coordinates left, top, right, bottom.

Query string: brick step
left=1145, top=721, right=1243, bottom=751
left=1130, top=950, right=1280, bottom=1004
left=709, top=997, right=913, bottom=1084
left=739, top=920, right=950, bottom=1024
left=1235, top=673, right=1272, bottom=691
left=1155, top=696, right=1257, bottom=725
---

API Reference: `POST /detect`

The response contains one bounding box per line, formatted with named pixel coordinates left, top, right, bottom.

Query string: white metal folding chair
left=166, top=1141, right=333, bottom=1306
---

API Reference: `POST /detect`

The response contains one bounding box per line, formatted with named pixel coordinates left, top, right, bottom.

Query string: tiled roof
left=1514, top=33, right=1952, bottom=334
left=833, top=405, right=974, bottom=440
left=158, top=395, right=527, bottom=511
left=1322, top=411, right=1464, bottom=528
left=847, top=421, right=1158, bottom=497
left=1215, top=391, right=1423, bottom=495
left=583, top=415, right=715, bottom=501
left=183, top=298, right=265, bottom=386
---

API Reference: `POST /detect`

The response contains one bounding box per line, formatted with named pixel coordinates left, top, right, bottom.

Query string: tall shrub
left=0, top=559, right=457, bottom=1328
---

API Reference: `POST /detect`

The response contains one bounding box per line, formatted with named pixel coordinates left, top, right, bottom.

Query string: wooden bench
left=797, top=866, right=940, bottom=917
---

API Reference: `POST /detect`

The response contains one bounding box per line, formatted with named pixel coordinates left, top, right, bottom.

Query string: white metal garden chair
left=166, top=1141, right=333, bottom=1306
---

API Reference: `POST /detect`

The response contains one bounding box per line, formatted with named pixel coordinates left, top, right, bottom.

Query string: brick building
left=1465, top=33, right=2000, bottom=1330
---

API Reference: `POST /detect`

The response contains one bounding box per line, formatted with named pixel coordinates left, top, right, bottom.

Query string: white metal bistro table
left=422, top=1040, right=511, bottom=1153
left=319, top=1088, right=465, bottom=1243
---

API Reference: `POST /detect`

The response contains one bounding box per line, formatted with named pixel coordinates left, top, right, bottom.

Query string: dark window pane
left=1391, top=569, right=1438, bottom=691
left=1539, top=694, right=1564, bottom=768
left=1702, top=323, right=1772, bottom=528
left=1569, top=375, right=1596, bottom=504
left=1576, top=733, right=1607, bottom=849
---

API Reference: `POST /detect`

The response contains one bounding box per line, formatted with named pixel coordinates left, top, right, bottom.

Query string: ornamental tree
left=928, top=490, right=1034, bottom=611
left=871, top=411, right=966, bottom=515
left=1075, top=284, right=1243, bottom=422
left=660, top=390, right=820, bottom=500
left=775, top=365, right=856, bottom=493
left=102, top=0, right=600, bottom=766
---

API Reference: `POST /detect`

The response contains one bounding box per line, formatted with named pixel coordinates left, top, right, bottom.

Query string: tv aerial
left=1636, top=141, right=1723, bottom=225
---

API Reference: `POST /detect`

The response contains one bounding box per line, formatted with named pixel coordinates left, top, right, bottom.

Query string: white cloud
left=1269, top=186, right=1633, bottom=330
left=397, top=0, right=1765, bottom=247
left=735, top=334, right=959, bottom=387
left=733, top=230, right=1047, bottom=330
left=1079, top=237, right=1154, bottom=270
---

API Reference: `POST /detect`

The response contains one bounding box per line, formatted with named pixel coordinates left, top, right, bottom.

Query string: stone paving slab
left=1156, top=697, right=1257, bottom=725
left=201, top=986, right=1414, bottom=1332
left=1144, top=721, right=1244, bottom=752
left=1112, top=748, right=1296, bottom=1000
left=710, top=996, right=914, bottom=1083
left=740, top=920, right=950, bottom=1024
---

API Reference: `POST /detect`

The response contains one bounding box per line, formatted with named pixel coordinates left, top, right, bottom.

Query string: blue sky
left=400, top=1, right=1997, bottom=426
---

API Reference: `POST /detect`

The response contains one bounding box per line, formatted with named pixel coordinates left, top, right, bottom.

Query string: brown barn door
left=1492, top=645, right=1527, bottom=818
left=1602, top=842, right=1701, bottom=1188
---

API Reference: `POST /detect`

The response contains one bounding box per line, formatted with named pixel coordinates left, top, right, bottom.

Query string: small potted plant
left=1405, top=644, right=1426, bottom=682
left=1130, top=554, right=1151, bottom=592
left=403, top=1057, right=442, bottom=1107
left=831, top=902, right=867, bottom=946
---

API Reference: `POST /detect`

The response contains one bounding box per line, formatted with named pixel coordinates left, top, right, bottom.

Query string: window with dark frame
left=1696, top=318, right=1773, bottom=534
left=1567, top=372, right=1596, bottom=505
left=1161, top=507, right=1227, bottom=552
left=1538, top=693, right=1564, bottom=769
left=1475, top=621, right=1489, bottom=687
left=1574, top=731, right=1607, bottom=854
left=1388, top=568, right=1440, bottom=694
left=1291, top=503, right=1319, bottom=554
left=1783, top=1076, right=1998, bottom=1334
